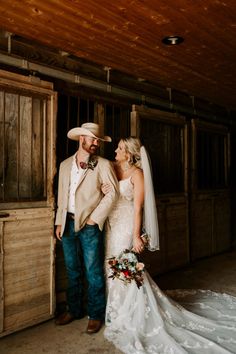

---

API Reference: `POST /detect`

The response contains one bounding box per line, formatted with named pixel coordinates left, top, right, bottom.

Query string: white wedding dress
left=104, top=177, right=236, bottom=354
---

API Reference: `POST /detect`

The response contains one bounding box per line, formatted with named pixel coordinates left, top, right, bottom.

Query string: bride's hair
left=121, top=137, right=142, bottom=168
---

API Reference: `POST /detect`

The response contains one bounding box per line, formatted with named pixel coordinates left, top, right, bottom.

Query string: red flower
left=123, top=270, right=130, bottom=277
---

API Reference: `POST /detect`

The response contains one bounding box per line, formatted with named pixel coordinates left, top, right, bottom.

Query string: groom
left=55, top=122, right=119, bottom=333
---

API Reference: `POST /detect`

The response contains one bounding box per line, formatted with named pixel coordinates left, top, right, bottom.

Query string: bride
left=103, top=137, right=236, bottom=354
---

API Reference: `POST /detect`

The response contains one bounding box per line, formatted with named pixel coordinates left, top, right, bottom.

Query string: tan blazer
left=55, top=155, right=119, bottom=236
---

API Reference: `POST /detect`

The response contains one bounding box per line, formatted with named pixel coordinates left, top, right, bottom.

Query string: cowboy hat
left=67, top=122, right=112, bottom=142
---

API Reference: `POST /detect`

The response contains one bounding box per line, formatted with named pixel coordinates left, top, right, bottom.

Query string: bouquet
left=107, top=249, right=145, bottom=289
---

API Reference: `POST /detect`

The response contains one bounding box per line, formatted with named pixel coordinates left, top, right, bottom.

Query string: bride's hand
left=101, top=183, right=112, bottom=195
left=132, top=236, right=145, bottom=254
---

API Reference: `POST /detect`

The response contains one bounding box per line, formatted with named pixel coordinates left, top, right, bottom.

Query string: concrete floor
left=1, top=250, right=236, bottom=354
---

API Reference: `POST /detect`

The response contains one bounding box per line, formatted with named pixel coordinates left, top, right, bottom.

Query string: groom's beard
left=82, top=141, right=99, bottom=155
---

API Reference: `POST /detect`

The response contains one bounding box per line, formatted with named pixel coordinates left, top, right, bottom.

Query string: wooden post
left=0, top=221, right=4, bottom=333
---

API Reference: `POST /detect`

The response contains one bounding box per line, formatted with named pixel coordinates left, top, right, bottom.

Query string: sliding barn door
left=0, top=70, right=57, bottom=336
left=190, top=120, right=231, bottom=260
left=131, top=105, right=189, bottom=275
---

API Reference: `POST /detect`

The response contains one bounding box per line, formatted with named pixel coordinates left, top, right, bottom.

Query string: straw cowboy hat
left=67, top=122, right=112, bottom=142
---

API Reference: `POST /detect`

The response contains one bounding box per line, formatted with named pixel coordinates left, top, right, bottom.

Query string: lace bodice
left=105, top=177, right=135, bottom=258
left=119, top=176, right=134, bottom=201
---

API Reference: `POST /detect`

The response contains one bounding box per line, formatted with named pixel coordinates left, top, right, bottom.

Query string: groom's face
left=81, top=135, right=100, bottom=154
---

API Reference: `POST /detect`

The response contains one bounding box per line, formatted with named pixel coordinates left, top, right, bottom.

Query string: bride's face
left=115, top=141, right=128, bottom=162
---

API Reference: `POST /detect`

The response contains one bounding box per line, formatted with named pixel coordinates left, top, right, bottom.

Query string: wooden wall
left=0, top=70, right=56, bottom=336
left=1, top=209, right=55, bottom=335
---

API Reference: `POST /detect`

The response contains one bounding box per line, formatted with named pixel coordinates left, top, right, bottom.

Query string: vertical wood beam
left=0, top=221, right=4, bottom=333
left=96, top=103, right=105, bottom=155
left=130, top=105, right=140, bottom=137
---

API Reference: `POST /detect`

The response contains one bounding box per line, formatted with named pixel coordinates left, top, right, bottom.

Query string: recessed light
left=162, top=35, right=184, bottom=45
left=137, top=78, right=146, bottom=82
left=59, top=50, right=70, bottom=57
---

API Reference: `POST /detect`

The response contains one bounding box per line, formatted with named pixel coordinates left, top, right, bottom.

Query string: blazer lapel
left=76, top=168, right=90, bottom=189
left=64, top=157, right=73, bottom=191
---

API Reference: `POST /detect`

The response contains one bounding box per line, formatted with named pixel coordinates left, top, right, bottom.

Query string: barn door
left=131, top=105, right=189, bottom=275
left=190, top=120, right=231, bottom=260
left=0, top=70, right=57, bottom=336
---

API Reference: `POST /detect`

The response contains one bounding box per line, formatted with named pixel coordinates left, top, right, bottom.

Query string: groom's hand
left=55, top=225, right=62, bottom=241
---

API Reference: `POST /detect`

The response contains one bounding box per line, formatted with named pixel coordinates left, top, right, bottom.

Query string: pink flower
left=136, top=262, right=145, bottom=271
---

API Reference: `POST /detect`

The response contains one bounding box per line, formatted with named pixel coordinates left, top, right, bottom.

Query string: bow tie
left=79, top=161, right=88, bottom=169
left=78, top=159, right=98, bottom=170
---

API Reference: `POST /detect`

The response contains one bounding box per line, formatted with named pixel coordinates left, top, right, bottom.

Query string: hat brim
left=67, top=127, right=112, bottom=142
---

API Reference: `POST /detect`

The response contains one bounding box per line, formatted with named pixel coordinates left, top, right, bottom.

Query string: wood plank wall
left=1, top=208, right=55, bottom=336
left=0, top=69, right=56, bottom=336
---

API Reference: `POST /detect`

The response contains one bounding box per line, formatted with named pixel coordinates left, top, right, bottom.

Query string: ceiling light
left=59, top=50, right=70, bottom=57
left=162, top=35, right=184, bottom=45
left=137, top=78, right=146, bottom=82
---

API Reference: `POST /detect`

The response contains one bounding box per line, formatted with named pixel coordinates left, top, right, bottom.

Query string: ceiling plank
left=0, top=0, right=235, bottom=109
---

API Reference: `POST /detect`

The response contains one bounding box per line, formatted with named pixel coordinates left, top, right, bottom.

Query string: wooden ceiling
left=0, top=0, right=236, bottom=109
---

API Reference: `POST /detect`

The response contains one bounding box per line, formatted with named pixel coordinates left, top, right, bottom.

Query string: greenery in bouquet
left=107, top=249, right=145, bottom=289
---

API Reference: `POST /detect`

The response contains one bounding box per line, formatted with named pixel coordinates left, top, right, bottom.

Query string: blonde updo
left=120, top=137, right=142, bottom=168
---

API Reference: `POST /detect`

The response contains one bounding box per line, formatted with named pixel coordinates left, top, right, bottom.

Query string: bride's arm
left=132, top=169, right=145, bottom=253
left=101, top=161, right=116, bottom=194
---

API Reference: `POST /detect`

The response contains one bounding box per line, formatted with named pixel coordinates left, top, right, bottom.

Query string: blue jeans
left=62, top=219, right=105, bottom=320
